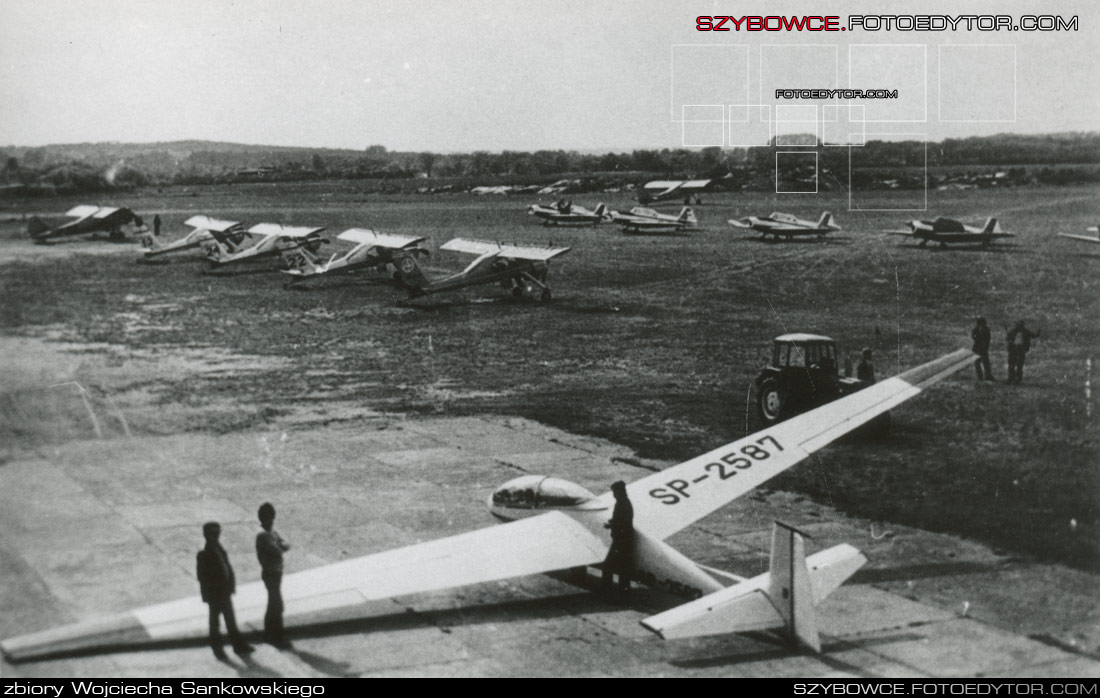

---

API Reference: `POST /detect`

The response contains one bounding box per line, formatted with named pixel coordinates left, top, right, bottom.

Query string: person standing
left=1006, top=320, right=1041, bottom=384
left=153, top=214, right=162, bottom=237
left=196, top=522, right=253, bottom=659
left=602, top=481, right=634, bottom=596
left=971, top=317, right=994, bottom=381
left=856, top=348, right=876, bottom=384
left=256, top=502, right=292, bottom=648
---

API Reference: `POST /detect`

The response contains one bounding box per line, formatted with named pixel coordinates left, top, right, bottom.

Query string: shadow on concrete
left=668, top=631, right=925, bottom=674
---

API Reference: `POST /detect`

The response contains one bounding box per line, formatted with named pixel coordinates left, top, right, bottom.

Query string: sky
left=0, top=0, right=1097, bottom=151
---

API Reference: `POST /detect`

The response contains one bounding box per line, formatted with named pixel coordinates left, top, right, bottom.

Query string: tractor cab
left=754, top=334, right=870, bottom=425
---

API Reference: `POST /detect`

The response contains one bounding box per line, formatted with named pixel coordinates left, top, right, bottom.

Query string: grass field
left=1, top=182, right=1097, bottom=571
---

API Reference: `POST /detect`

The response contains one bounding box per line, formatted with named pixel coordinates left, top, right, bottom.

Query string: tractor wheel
left=757, top=379, right=787, bottom=424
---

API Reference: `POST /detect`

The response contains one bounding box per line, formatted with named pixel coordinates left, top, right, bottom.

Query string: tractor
left=754, top=333, right=887, bottom=431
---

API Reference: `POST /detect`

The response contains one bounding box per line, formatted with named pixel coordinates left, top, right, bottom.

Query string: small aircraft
left=729, top=211, right=841, bottom=242
left=139, top=216, right=249, bottom=260
left=1058, top=226, right=1100, bottom=245
left=887, top=217, right=1014, bottom=248
left=527, top=200, right=611, bottom=226
left=0, top=348, right=973, bottom=660
left=281, top=228, right=430, bottom=285
left=204, top=223, right=327, bottom=269
left=395, top=238, right=571, bottom=302
left=27, top=205, right=139, bottom=244
left=612, top=206, right=701, bottom=234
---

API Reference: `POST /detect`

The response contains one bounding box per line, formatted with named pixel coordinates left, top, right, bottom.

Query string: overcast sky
left=1, top=0, right=1097, bottom=151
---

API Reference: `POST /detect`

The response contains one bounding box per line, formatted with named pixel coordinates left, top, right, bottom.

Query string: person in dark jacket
left=856, top=348, right=876, bottom=384
left=256, top=502, right=291, bottom=648
left=196, top=522, right=253, bottom=659
left=971, top=317, right=994, bottom=381
left=153, top=214, right=162, bottom=237
left=602, top=481, right=634, bottom=595
left=1006, top=320, right=1041, bottom=384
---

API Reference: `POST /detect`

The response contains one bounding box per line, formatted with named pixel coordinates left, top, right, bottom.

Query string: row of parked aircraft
left=139, top=215, right=570, bottom=303
left=527, top=200, right=702, bottom=234
left=32, top=202, right=1072, bottom=253
left=525, top=200, right=1032, bottom=248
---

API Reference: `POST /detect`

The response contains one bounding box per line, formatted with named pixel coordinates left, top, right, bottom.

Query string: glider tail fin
left=679, top=207, right=698, bottom=224
left=768, top=522, right=821, bottom=652
left=594, top=203, right=608, bottom=219
left=639, top=522, right=866, bottom=652
left=982, top=217, right=1000, bottom=235
left=818, top=211, right=838, bottom=230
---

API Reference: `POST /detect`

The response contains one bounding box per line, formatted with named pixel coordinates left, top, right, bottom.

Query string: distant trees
left=0, top=132, right=1097, bottom=195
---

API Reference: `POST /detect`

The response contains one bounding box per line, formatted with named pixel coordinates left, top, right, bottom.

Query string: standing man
left=1006, top=320, right=1041, bottom=384
left=856, top=348, right=876, bottom=384
left=971, top=317, right=994, bottom=381
left=602, top=481, right=634, bottom=596
left=196, top=522, right=253, bottom=660
left=256, top=502, right=291, bottom=648
left=153, top=214, right=162, bottom=237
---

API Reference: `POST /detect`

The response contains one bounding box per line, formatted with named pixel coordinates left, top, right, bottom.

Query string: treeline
left=1, top=133, right=1098, bottom=195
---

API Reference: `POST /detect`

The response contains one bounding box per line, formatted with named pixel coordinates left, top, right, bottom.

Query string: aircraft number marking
left=648, top=435, right=784, bottom=505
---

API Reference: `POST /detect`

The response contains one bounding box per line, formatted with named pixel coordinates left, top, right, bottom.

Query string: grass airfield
left=0, top=182, right=1097, bottom=676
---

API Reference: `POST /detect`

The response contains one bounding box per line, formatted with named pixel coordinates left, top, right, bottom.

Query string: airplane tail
left=280, top=245, right=321, bottom=273
left=767, top=522, right=822, bottom=651
left=678, top=207, right=698, bottom=224
left=138, top=230, right=159, bottom=251
left=818, top=211, right=839, bottom=230
left=26, top=216, right=50, bottom=240
left=640, top=522, right=866, bottom=652
left=594, top=203, right=609, bottom=219
left=393, top=252, right=430, bottom=295
left=982, top=218, right=1000, bottom=235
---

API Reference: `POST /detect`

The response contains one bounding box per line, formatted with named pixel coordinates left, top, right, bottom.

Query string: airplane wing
left=1058, top=233, right=1100, bottom=244
left=338, top=228, right=427, bottom=249
left=92, top=206, right=127, bottom=220
left=247, top=223, right=326, bottom=238
left=440, top=238, right=503, bottom=257
left=605, top=349, right=974, bottom=541
left=1, top=511, right=607, bottom=660
left=441, top=238, right=571, bottom=262
left=497, top=244, right=571, bottom=261
left=64, top=205, right=101, bottom=220
left=184, top=216, right=243, bottom=234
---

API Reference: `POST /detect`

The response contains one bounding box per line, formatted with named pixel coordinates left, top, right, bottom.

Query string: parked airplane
left=729, top=211, right=841, bottom=241
left=395, top=238, right=571, bottom=302
left=0, top=349, right=973, bottom=660
left=140, top=216, right=248, bottom=259
left=205, top=223, right=327, bottom=268
left=527, top=200, right=611, bottom=226
left=1058, top=226, right=1100, bottom=245
left=888, top=217, right=1014, bottom=248
left=613, top=206, right=701, bottom=234
left=281, top=229, right=430, bottom=284
left=27, top=205, right=139, bottom=244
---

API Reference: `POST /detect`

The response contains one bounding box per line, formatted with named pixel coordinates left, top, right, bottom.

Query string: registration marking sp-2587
left=648, top=435, right=785, bottom=505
